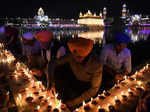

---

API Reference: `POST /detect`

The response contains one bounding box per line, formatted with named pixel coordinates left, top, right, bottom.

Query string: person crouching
left=48, top=37, right=103, bottom=108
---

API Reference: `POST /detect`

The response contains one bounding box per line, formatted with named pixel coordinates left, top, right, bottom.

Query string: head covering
left=114, top=32, right=131, bottom=44
left=35, top=31, right=53, bottom=43
left=67, top=37, right=93, bottom=57
left=0, top=26, right=5, bottom=35
left=23, top=32, right=34, bottom=40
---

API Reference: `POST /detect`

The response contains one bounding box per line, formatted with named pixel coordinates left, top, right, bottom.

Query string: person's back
left=100, top=32, right=132, bottom=90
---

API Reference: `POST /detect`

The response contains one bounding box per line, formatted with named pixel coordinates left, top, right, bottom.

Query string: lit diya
left=38, top=96, right=44, bottom=100
left=61, top=104, right=67, bottom=111
left=91, top=99, right=98, bottom=105
left=98, top=95, right=105, bottom=100
left=103, top=91, right=111, bottom=96
left=47, top=105, right=52, bottom=112
left=129, top=77, right=134, bottom=81
left=114, top=84, right=120, bottom=89
left=136, top=86, right=145, bottom=93
left=98, top=108, right=106, bottom=112
left=114, top=96, right=121, bottom=105
left=84, top=103, right=91, bottom=111
left=98, top=106, right=106, bottom=112
left=108, top=104, right=116, bottom=112
left=121, top=92, right=128, bottom=102
left=53, top=108, right=59, bottom=112
left=128, top=89, right=134, bottom=97
left=26, top=96, right=34, bottom=103
left=33, top=91, right=39, bottom=95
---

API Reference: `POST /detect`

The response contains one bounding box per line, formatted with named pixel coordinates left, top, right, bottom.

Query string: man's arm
left=66, top=66, right=103, bottom=107
left=47, top=54, right=71, bottom=89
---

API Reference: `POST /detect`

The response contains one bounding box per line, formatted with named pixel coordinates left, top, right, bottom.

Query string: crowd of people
left=0, top=25, right=149, bottom=112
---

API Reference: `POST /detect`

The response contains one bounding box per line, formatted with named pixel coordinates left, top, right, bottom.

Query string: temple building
left=78, top=10, right=104, bottom=30
left=34, top=7, right=51, bottom=26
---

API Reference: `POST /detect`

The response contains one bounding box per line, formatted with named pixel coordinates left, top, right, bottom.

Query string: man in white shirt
left=100, top=32, right=131, bottom=89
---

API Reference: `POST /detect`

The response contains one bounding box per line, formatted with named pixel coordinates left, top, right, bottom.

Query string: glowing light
left=128, top=88, right=131, bottom=93
left=48, top=102, right=52, bottom=106
left=91, top=97, right=93, bottom=102
left=82, top=101, right=86, bottom=106
left=114, top=96, right=118, bottom=100
left=98, top=105, right=101, bottom=110
left=37, top=105, right=40, bottom=110
left=78, top=10, right=104, bottom=26
left=121, top=91, right=125, bottom=96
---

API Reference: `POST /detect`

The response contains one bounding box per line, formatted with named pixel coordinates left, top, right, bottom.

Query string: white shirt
left=100, top=44, right=131, bottom=73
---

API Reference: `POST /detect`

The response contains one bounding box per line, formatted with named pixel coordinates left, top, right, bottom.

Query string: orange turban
left=35, top=31, right=53, bottom=43
left=68, top=37, right=93, bottom=57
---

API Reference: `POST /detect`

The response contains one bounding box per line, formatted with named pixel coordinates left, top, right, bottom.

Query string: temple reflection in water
left=78, top=31, right=104, bottom=44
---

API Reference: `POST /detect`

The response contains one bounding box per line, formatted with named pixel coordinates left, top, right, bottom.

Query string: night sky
left=0, top=0, right=150, bottom=19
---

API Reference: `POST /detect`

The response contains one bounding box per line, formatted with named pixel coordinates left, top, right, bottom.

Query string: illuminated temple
left=78, top=10, right=104, bottom=30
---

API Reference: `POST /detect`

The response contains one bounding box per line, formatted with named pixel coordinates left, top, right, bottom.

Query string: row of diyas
left=1, top=42, right=150, bottom=112
left=0, top=44, right=69, bottom=112
left=0, top=43, right=16, bottom=72
left=11, top=62, right=69, bottom=112
left=75, top=64, right=150, bottom=112
left=0, top=43, right=5, bottom=49
left=0, top=49, right=15, bottom=64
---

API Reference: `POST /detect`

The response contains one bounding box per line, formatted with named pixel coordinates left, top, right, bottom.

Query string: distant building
left=34, top=7, right=51, bottom=26
left=78, top=10, right=104, bottom=30
left=122, top=4, right=127, bottom=19
left=103, top=7, right=107, bottom=20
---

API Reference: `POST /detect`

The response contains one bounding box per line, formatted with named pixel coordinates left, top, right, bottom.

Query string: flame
left=48, top=102, right=52, bottom=106
left=121, top=91, right=125, bottom=96
left=37, top=105, right=40, bottom=110
left=128, top=88, right=131, bottom=92
left=82, top=101, right=86, bottom=106
left=137, top=81, right=142, bottom=86
left=55, top=93, right=58, bottom=98
left=124, top=75, right=127, bottom=80
left=91, top=97, right=93, bottom=101
left=114, top=96, right=118, bottom=100
left=98, top=105, right=101, bottom=109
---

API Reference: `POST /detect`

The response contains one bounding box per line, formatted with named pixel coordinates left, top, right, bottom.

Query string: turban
left=68, top=37, right=93, bottom=57
left=23, top=32, right=34, bottom=40
left=35, top=31, right=53, bottom=43
left=115, top=32, right=131, bottom=44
